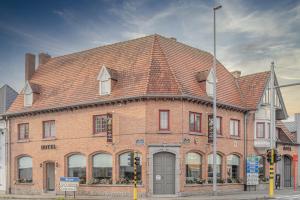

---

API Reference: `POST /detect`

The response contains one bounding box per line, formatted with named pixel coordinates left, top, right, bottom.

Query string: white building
left=0, top=85, right=18, bottom=193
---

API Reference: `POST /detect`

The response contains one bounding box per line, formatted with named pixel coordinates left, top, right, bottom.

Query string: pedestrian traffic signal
left=266, top=149, right=273, bottom=164
left=274, top=149, right=281, bottom=163
left=134, top=156, right=140, bottom=166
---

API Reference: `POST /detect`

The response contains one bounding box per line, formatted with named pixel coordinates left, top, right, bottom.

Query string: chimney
left=170, top=37, right=177, bottom=42
left=38, top=53, right=51, bottom=65
left=231, top=71, right=241, bottom=78
left=25, top=53, right=36, bottom=81
left=295, top=113, right=300, bottom=143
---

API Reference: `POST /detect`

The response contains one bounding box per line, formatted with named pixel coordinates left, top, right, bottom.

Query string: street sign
left=60, top=177, right=79, bottom=192
left=246, top=156, right=259, bottom=185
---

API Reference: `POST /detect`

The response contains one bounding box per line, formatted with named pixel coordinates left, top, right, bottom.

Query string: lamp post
left=213, top=4, right=222, bottom=195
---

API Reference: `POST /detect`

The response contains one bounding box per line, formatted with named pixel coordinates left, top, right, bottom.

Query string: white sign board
left=60, top=177, right=79, bottom=192
left=246, top=156, right=259, bottom=185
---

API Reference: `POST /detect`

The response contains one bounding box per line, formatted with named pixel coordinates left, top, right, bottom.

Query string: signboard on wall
left=106, top=113, right=113, bottom=142
left=60, top=177, right=79, bottom=191
left=246, top=156, right=259, bottom=185
left=208, top=117, right=213, bottom=143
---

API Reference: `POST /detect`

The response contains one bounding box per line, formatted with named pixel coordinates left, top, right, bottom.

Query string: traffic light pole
left=269, top=62, right=275, bottom=198
left=133, top=152, right=138, bottom=200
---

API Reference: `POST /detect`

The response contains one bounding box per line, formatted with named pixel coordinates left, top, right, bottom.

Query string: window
left=43, top=121, right=55, bottom=138
left=159, top=110, right=169, bottom=131
left=100, top=79, right=110, bottom=95
left=92, top=154, right=112, bottom=184
left=230, top=120, right=239, bottom=136
left=119, top=152, right=142, bottom=183
left=208, top=154, right=222, bottom=179
left=267, top=123, right=271, bottom=139
left=256, top=122, right=265, bottom=138
left=206, top=69, right=214, bottom=97
left=208, top=115, right=222, bottom=135
left=98, top=66, right=111, bottom=95
left=68, top=154, right=86, bottom=184
left=189, top=112, right=201, bottom=132
left=18, top=156, right=32, bottom=183
left=18, top=123, right=29, bottom=140
left=185, top=152, right=202, bottom=184
left=93, top=115, right=107, bottom=133
left=227, top=155, right=240, bottom=182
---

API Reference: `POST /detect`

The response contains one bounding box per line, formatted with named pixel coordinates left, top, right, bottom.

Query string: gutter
left=3, top=94, right=248, bottom=118
left=4, top=116, right=11, bottom=194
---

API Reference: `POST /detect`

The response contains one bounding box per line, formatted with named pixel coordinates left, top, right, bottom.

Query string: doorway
left=45, top=162, right=55, bottom=191
left=283, top=156, right=292, bottom=187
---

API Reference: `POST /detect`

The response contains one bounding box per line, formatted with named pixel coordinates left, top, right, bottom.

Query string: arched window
left=227, top=155, right=240, bottom=182
left=185, top=152, right=202, bottom=184
left=208, top=154, right=222, bottom=180
left=18, top=156, right=32, bottom=183
left=68, top=154, right=86, bottom=184
left=92, top=153, right=112, bottom=184
left=119, top=152, right=142, bottom=184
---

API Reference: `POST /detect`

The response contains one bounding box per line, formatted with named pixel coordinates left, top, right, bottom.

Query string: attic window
left=24, top=82, right=33, bottom=107
left=97, top=65, right=114, bottom=96
left=206, top=69, right=214, bottom=97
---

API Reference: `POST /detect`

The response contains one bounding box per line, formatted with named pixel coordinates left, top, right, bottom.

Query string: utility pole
left=133, top=152, right=140, bottom=200
left=212, top=5, right=222, bottom=195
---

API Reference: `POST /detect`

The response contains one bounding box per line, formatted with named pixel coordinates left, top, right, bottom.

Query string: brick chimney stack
left=231, top=71, right=241, bottom=78
left=38, top=53, right=51, bottom=65
left=25, top=53, right=36, bottom=81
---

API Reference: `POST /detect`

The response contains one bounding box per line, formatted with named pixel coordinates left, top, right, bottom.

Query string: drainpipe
left=5, top=117, right=11, bottom=194
left=243, top=111, right=249, bottom=191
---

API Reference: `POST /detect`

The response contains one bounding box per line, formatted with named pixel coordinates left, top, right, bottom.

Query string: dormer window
left=97, top=65, right=118, bottom=96
left=206, top=69, right=215, bottom=97
left=23, top=81, right=40, bottom=107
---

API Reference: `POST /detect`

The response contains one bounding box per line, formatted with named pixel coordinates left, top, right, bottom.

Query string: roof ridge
left=238, top=70, right=270, bottom=79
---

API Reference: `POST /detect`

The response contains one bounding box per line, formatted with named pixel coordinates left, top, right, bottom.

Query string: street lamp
left=213, top=4, right=222, bottom=195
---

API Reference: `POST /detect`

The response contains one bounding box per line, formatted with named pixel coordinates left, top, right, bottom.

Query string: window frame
left=43, top=120, right=56, bottom=138
left=67, top=154, right=87, bottom=184
left=17, top=156, right=33, bottom=183
left=230, top=119, right=240, bottom=137
left=208, top=115, right=222, bottom=135
left=189, top=112, right=202, bottom=133
left=18, top=123, right=29, bottom=140
left=93, top=115, right=108, bottom=134
left=185, top=152, right=202, bottom=183
left=92, top=153, right=112, bottom=184
left=256, top=122, right=265, bottom=138
left=226, top=154, right=240, bottom=180
left=159, top=110, right=170, bottom=131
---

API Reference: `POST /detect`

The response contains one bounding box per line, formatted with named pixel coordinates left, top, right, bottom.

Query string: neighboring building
left=0, top=85, right=18, bottom=193
left=3, top=34, right=294, bottom=196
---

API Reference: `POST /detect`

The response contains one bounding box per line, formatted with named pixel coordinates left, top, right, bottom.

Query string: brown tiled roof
left=8, top=34, right=270, bottom=114
left=237, top=71, right=271, bottom=110
left=276, top=120, right=296, bottom=144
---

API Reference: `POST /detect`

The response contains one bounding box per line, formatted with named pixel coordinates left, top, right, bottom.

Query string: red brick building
left=4, top=34, right=298, bottom=197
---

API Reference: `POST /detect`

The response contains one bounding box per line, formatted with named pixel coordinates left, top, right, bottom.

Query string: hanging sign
left=106, top=113, right=113, bottom=142
left=208, top=116, right=213, bottom=143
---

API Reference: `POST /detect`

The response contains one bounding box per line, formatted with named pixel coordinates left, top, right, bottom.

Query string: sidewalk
left=0, top=189, right=298, bottom=200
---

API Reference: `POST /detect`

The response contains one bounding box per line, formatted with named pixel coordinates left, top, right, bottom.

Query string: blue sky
left=0, top=0, right=299, bottom=117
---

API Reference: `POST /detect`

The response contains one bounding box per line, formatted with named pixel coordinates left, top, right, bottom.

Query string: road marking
left=276, top=194, right=300, bottom=199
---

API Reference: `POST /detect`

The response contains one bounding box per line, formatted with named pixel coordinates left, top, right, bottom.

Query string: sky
left=0, top=0, right=299, bottom=119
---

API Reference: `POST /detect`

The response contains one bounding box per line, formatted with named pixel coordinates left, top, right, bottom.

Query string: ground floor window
left=185, top=152, right=203, bottom=184
left=18, top=156, right=32, bottom=183
left=92, top=153, right=112, bottom=184
left=118, top=152, right=142, bottom=184
left=227, top=155, right=240, bottom=183
left=208, top=154, right=222, bottom=183
left=258, top=156, right=266, bottom=182
left=68, top=154, right=86, bottom=184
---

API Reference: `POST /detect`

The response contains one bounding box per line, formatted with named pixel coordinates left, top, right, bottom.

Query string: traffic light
left=134, top=156, right=140, bottom=166
left=266, top=149, right=272, bottom=164
left=274, top=149, right=281, bottom=163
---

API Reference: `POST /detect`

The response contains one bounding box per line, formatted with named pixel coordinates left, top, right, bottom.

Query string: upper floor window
left=18, top=156, right=32, bottom=183
left=24, top=82, right=33, bottom=107
left=189, top=112, right=201, bottom=133
left=97, top=65, right=116, bottom=96
left=230, top=119, right=240, bottom=136
left=43, top=121, right=55, bottom=138
left=93, top=115, right=107, bottom=134
left=206, top=69, right=214, bottom=97
left=208, top=115, right=222, bottom=135
left=256, top=122, right=265, bottom=138
left=159, top=110, right=170, bottom=131
left=18, top=123, right=29, bottom=140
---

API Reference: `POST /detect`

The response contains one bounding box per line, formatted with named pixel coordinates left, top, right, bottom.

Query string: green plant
left=56, top=197, right=65, bottom=200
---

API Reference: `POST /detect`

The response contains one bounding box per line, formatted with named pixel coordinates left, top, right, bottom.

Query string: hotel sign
left=41, top=144, right=56, bottom=150
left=106, top=113, right=113, bottom=143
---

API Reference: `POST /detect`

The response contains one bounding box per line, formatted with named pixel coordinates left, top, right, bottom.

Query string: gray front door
left=46, top=163, right=55, bottom=191
left=153, top=152, right=175, bottom=195
left=284, top=156, right=291, bottom=187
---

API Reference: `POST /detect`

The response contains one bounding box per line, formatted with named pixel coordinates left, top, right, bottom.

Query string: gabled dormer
left=24, top=81, right=40, bottom=107
left=196, top=69, right=216, bottom=97
left=97, top=65, right=118, bottom=96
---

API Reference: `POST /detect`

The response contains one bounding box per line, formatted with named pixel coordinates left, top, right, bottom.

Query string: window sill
left=42, top=137, right=56, bottom=141
left=157, top=130, right=171, bottom=134
left=80, top=184, right=144, bottom=187
left=93, top=133, right=107, bottom=137
left=230, top=136, right=241, bottom=140
left=188, top=132, right=206, bottom=136
left=17, top=139, right=30, bottom=143
left=184, top=183, right=242, bottom=187
left=15, top=182, right=34, bottom=185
